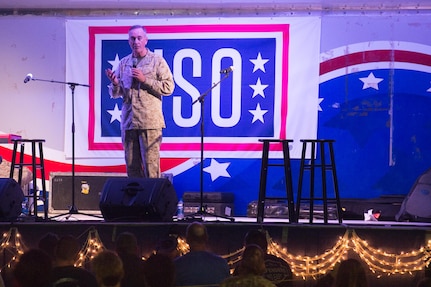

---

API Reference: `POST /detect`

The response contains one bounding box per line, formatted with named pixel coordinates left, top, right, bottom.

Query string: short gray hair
left=129, top=25, right=147, bottom=33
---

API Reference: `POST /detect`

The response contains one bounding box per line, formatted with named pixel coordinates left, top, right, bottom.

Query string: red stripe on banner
left=0, top=146, right=125, bottom=180
left=90, top=142, right=284, bottom=152
left=88, top=142, right=123, bottom=150
left=320, top=50, right=431, bottom=75
left=279, top=25, right=290, bottom=139
left=0, top=146, right=189, bottom=178
left=88, top=26, right=97, bottom=151
left=161, top=142, right=283, bottom=151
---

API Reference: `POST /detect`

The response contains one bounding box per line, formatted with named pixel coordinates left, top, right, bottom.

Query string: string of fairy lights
left=74, top=227, right=105, bottom=268
left=0, top=228, right=27, bottom=270
left=266, top=231, right=350, bottom=279
left=0, top=227, right=429, bottom=279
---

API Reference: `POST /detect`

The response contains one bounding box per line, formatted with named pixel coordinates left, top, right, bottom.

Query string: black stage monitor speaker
left=100, top=177, right=178, bottom=222
left=0, top=178, right=24, bottom=221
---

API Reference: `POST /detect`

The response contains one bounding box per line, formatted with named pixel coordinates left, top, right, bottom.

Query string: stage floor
left=47, top=211, right=431, bottom=227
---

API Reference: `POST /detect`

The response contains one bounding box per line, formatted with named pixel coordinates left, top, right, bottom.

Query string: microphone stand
left=28, top=76, right=103, bottom=220
left=186, top=71, right=235, bottom=222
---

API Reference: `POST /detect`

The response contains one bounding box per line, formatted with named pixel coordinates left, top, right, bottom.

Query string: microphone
left=132, top=58, right=138, bottom=68
left=220, top=66, right=234, bottom=74
left=24, top=73, right=33, bottom=83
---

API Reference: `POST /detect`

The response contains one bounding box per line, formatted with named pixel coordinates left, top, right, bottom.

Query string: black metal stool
left=9, top=139, right=48, bottom=220
left=296, top=139, right=342, bottom=223
left=257, top=139, right=296, bottom=223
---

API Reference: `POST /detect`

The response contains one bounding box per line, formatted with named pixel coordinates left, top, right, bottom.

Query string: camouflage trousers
left=122, top=129, right=162, bottom=178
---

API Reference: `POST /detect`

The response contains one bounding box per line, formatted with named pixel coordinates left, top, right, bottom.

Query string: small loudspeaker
left=99, top=177, right=178, bottom=222
left=0, top=178, right=24, bottom=221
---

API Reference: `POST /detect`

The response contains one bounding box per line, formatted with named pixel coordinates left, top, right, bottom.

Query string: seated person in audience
left=114, top=232, right=147, bottom=287
left=11, top=231, right=57, bottom=287
left=173, top=221, right=230, bottom=286
left=155, top=234, right=180, bottom=260
left=91, top=250, right=124, bottom=287
left=334, top=258, right=368, bottom=287
left=235, top=229, right=293, bottom=287
left=417, top=278, right=431, bottom=287
left=144, top=253, right=175, bottom=287
left=0, top=272, right=4, bottom=287
left=50, top=235, right=98, bottom=287
left=38, top=232, right=59, bottom=260
left=12, top=249, right=52, bottom=287
left=221, top=244, right=276, bottom=287
left=313, top=273, right=334, bottom=287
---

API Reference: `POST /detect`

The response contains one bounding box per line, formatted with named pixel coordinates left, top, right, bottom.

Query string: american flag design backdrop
left=66, top=18, right=321, bottom=160
left=48, top=16, right=431, bottom=216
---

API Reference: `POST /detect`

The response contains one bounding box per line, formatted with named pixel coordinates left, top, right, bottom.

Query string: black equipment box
left=247, top=200, right=290, bottom=218
left=247, top=200, right=338, bottom=220
left=183, top=191, right=234, bottom=203
left=49, top=172, right=127, bottom=213
left=184, top=202, right=234, bottom=217
left=182, top=192, right=234, bottom=217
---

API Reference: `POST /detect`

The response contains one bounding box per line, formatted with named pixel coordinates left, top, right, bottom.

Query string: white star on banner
left=107, top=103, right=121, bottom=123
left=203, top=159, right=231, bottom=181
left=427, top=81, right=431, bottom=92
left=250, top=52, right=269, bottom=72
left=250, top=78, right=268, bottom=98
left=108, top=54, right=121, bottom=71
left=318, top=98, right=324, bottom=111
left=249, top=103, right=268, bottom=123
left=359, top=72, right=383, bottom=90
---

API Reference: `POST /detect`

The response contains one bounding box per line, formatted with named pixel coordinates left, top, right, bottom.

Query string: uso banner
left=65, top=17, right=321, bottom=160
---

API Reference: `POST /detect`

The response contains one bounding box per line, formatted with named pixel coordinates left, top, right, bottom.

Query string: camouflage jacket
left=108, top=50, right=175, bottom=130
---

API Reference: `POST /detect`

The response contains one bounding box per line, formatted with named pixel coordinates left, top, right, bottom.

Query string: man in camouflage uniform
left=105, top=25, right=175, bottom=178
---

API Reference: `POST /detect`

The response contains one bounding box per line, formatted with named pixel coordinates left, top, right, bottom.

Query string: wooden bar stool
left=9, top=139, right=48, bottom=220
left=296, top=139, right=342, bottom=223
left=257, top=139, right=296, bottom=223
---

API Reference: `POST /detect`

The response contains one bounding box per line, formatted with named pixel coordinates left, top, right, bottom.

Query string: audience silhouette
left=114, top=232, right=147, bottom=287
left=91, top=250, right=124, bottom=287
left=235, top=229, right=293, bottom=287
left=12, top=248, right=52, bottom=287
left=50, top=235, right=98, bottom=287
left=144, top=253, right=175, bottom=287
left=38, top=232, right=59, bottom=260
left=313, top=273, right=334, bottom=287
left=173, top=221, right=230, bottom=286
left=0, top=273, right=4, bottom=287
left=221, top=244, right=276, bottom=287
left=417, top=277, right=431, bottom=287
left=333, top=258, right=368, bottom=287
left=156, top=234, right=180, bottom=260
